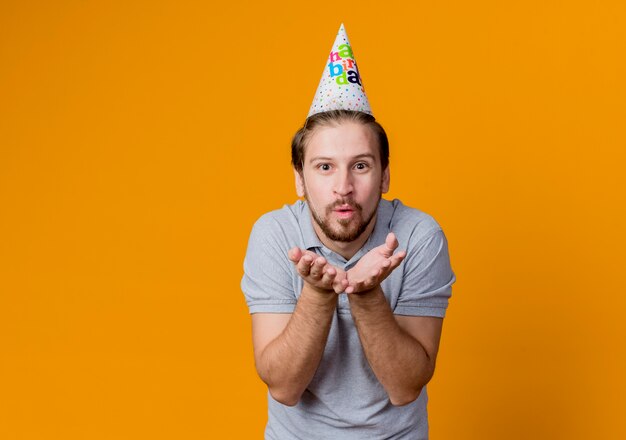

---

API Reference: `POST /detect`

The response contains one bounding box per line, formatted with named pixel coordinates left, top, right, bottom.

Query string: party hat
left=307, top=24, right=372, bottom=117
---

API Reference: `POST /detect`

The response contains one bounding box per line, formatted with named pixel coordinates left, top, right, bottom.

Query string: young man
left=241, top=26, right=455, bottom=439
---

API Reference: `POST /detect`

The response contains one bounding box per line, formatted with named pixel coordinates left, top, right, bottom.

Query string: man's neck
left=311, top=214, right=378, bottom=261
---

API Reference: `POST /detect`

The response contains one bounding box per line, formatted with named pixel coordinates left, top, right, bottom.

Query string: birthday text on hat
left=327, top=44, right=362, bottom=86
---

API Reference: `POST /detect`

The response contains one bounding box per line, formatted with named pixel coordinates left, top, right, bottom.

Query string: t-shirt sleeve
left=241, top=216, right=298, bottom=314
left=394, top=228, right=456, bottom=318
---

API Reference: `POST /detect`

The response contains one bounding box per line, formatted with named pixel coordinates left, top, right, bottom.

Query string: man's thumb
left=384, top=233, right=398, bottom=253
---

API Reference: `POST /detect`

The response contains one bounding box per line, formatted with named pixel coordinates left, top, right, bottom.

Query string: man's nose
left=333, top=168, right=354, bottom=197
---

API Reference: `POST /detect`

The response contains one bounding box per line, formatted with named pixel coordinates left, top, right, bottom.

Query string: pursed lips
left=332, top=204, right=356, bottom=218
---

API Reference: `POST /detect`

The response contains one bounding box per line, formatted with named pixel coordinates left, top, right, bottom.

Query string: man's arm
left=251, top=250, right=346, bottom=406
left=345, top=232, right=444, bottom=406
left=348, top=289, right=443, bottom=406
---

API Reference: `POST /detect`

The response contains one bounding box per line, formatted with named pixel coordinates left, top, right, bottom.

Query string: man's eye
left=319, top=164, right=331, bottom=171
left=354, top=162, right=369, bottom=170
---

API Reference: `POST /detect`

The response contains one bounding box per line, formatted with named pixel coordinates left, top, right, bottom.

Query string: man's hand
left=345, top=233, right=406, bottom=294
left=288, top=247, right=348, bottom=294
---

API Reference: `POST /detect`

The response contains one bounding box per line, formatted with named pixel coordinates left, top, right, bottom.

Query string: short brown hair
left=291, top=110, right=389, bottom=173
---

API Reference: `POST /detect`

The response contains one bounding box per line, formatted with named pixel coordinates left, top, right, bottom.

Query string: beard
left=306, top=193, right=380, bottom=243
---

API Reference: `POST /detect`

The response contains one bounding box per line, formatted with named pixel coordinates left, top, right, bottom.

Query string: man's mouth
left=333, top=205, right=356, bottom=218
left=335, top=205, right=353, bottom=211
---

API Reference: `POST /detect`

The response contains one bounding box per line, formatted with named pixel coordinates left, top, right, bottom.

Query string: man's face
left=295, top=121, right=390, bottom=243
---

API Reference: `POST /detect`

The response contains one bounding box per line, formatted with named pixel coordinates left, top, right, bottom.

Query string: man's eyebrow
left=352, top=154, right=376, bottom=161
left=308, top=153, right=376, bottom=163
left=308, top=156, right=334, bottom=163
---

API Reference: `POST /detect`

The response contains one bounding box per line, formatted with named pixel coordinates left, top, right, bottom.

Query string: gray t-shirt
left=241, top=198, right=455, bottom=440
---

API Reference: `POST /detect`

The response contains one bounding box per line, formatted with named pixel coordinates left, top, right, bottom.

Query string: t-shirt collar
left=362, top=199, right=393, bottom=253
left=301, top=202, right=324, bottom=251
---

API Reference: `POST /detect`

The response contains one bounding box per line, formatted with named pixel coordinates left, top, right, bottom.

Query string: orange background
left=1, top=1, right=625, bottom=438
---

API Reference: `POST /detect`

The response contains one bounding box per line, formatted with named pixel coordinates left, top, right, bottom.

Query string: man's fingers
left=389, top=250, right=407, bottom=270
left=297, top=254, right=314, bottom=276
left=288, top=247, right=302, bottom=263
left=309, top=257, right=327, bottom=279
left=385, top=232, right=399, bottom=253
left=320, top=268, right=336, bottom=286
left=376, top=232, right=398, bottom=258
left=333, top=277, right=348, bottom=294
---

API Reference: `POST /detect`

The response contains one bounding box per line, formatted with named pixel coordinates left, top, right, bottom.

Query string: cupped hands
left=288, top=233, right=406, bottom=295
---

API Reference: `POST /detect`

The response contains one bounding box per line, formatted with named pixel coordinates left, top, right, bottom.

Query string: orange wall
left=1, top=1, right=625, bottom=438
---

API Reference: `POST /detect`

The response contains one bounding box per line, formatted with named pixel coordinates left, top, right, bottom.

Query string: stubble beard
left=306, top=192, right=380, bottom=243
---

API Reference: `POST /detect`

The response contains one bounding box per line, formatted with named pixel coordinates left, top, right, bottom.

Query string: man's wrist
left=347, top=284, right=386, bottom=308
left=302, top=282, right=338, bottom=305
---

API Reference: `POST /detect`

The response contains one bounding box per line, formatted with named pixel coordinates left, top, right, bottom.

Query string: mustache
left=326, top=199, right=363, bottom=213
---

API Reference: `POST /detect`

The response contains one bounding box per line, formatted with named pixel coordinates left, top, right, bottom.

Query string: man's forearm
left=256, top=284, right=337, bottom=406
left=348, top=286, right=434, bottom=406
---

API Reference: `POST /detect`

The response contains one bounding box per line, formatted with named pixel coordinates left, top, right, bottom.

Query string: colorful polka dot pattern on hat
left=307, top=23, right=372, bottom=118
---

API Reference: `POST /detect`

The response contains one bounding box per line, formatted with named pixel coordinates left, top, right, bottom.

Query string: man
left=241, top=25, right=455, bottom=439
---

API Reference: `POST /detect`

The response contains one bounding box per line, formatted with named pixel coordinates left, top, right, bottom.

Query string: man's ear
left=294, top=169, right=305, bottom=198
left=381, top=166, right=390, bottom=194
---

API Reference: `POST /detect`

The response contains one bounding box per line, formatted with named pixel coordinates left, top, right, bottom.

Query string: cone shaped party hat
left=307, top=24, right=372, bottom=117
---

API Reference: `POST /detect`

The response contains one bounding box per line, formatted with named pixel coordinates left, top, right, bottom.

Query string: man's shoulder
left=385, top=198, right=443, bottom=236
left=253, top=200, right=304, bottom=226
left=249, top=200, right=307, bottom=242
